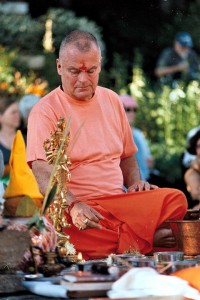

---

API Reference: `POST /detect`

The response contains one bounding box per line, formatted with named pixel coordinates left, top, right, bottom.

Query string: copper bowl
left=169, top=220, right=200, bottom=256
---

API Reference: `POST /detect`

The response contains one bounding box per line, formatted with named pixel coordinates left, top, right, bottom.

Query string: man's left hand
left=127, top=180, right=158, bottom=192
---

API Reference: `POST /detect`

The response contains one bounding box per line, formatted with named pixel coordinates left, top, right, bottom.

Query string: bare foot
left=153, top=228, right=176, bottom=248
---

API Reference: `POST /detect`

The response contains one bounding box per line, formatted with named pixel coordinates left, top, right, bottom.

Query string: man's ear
left=99, top=56, right=102, bottom=72
left=56, top=58, right=62, bottom=76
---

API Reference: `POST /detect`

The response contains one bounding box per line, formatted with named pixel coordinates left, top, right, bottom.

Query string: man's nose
left=78, top=71, right=89, bottom=81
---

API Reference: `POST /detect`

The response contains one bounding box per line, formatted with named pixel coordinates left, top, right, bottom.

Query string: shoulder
left=188, top=49, right=199, bottom=59
left=133, top=127, right=145, bottom=138
left=30, top=87, right=61, bottom=115
left=96, top=86, right=125, bottom=113
left=159, top=47, right=174, bottom=58
left=96, top=86, right=120, bottom=99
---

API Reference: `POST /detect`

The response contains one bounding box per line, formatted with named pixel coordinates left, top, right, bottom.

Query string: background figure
left=19, top=94, right=41, bottom=140
left=184, top=129, right=200, bottom=209
left=154, top=32, right=200, bottom=86
left=120, top=94, right=173, bottom=187
left=119, top=95, right=152, bottom=181
left=181, top=126, right=200, bottom=174
left=0, top=94, right=21, bottom=183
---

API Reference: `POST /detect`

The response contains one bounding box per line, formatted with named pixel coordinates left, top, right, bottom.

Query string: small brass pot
left=169, top=220, right=200, bottom=256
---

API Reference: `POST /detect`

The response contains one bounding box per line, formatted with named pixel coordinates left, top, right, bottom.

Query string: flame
left=77, top=252, right=83, bottom=261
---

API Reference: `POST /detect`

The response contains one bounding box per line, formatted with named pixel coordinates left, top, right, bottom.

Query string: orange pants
left=64, top=188, right=187, bottom=260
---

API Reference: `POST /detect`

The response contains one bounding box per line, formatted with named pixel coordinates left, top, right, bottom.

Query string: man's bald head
left=59, top=30, right=101, bottom=58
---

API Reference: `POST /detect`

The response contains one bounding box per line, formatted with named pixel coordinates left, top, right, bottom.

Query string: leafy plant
left=0, top=47, right=49, bottom=97
left=39, top=8, right=105, bottom=57
left=0, top=12, right=45, bottom=54
left=127, top=56, right=200, bottom=183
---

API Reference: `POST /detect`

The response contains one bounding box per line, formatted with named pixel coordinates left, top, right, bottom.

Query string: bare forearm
left=32, top=160, right=53, bottom=196
left=155, top=63, right=187, bottom=78
left=120, top=155, right=141, bottom=189
left=32, top=159, right=78, bottom=204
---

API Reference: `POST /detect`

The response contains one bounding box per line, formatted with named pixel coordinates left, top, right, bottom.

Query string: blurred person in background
left=182, top=126, right=200, bottom=174
left=0, top=94, right=21, bottom=183
left=184, top=129, right=200, bottom=209
left=19, top=94, right=41, bottom=141
left=155, top=32, right=200, bottom=87
left=119, top=94, right=152, bottom=181
left=119, top=94, right=172, bottom=187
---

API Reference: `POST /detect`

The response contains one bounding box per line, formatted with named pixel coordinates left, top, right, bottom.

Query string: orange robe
left=27, top=86, right=187, bottom=259
left=64, top=189, right=187, bottom=260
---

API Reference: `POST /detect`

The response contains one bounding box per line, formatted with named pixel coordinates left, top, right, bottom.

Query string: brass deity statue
left=43, top=117, right=76, bottom=257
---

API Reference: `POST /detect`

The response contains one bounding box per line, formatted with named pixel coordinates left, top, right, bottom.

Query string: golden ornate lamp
left=43, top=117, right=76, bottom=259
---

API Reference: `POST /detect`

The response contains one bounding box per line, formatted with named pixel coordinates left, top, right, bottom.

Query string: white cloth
left=108, top=268, right=200, bottom=299
left=22, top=281, right=67, bottom=298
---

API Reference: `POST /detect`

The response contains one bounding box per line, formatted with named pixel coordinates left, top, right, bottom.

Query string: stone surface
left=0, top=274, right=25, bottom=293
left=0, top=229, right=31, bottom=273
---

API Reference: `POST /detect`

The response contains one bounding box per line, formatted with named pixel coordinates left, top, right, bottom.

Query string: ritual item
left=166, top=209, right=200, bottom=256
left=127, top=257, right=156, bottom=268
left=43, top=117, right=76, bottom=259
left=154, top=251, right=184, bottom=263
left=61, top=271, right=117, bottom=298
left=38, top=251, right=64, bottom=277
left=169, top=220, right=200, bottom=256
left=3, top=130, right=43, bottom=217
left=159, top=260, right=199, bottom=275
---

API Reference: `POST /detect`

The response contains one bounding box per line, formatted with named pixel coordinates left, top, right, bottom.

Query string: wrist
left=66, top=200, right=81, bottom=215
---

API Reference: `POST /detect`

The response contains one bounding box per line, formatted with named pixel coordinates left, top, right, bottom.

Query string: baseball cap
left=119, top=95, right=138, bottom=109
left=175, top=32, right=193, bottom=47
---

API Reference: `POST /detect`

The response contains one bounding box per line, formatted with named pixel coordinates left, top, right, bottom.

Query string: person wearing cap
left=119, top=95, right=152, bottom=181
left=154, top=32, right=200, bottom=85
left=120, top=95, right=172, bottom=188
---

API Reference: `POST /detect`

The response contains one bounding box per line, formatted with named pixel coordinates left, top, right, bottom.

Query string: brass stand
left=43, top=117, right=76, bottom=257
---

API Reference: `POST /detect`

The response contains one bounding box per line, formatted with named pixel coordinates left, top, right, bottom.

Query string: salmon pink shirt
left=27, top=86, right=137, bottom=200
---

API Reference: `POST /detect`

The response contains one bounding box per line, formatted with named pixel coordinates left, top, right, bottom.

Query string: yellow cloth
left=4, top=130, right=43, bottom=199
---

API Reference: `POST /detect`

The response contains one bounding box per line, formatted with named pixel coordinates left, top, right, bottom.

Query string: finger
left=127, top=185, right=138, bottom=192
left=150, top=184, right=159, bottom=190
left=84, top=209, right=104, bottom=223
left=142, top=182, right=151, bottom=191
left=86, top=220, right=102, bottom=230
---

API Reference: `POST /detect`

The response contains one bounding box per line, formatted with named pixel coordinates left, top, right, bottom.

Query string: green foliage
left=159, top=2, right=200, bottom=52
left=39, top=8, right=105, bottom=56
left=15, top=196, right=37, bottom=217
left=0, top=12, right=44, bottom=54
left=127, top=57, right=200, bottom=182
left=0, top=47, right=49, bottom=97
left=27, top=212, right=46, bottom=232
left=42, top=184, right=57, bottom=215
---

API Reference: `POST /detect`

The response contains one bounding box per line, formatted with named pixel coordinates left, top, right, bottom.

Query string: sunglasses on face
left=125, top=107, right=137, bottom=112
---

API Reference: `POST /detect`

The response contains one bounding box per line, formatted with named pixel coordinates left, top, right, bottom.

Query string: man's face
left=196, top=138, right=200, bottom=157
left=174, top=41, right=190, bottom=58
left=124, top=106, right=138, bottom=125
left=57, top=44, right=102, bottom=101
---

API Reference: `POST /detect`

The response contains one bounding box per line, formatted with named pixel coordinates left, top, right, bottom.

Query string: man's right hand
left=69, top=201, right=104, bottom=231
left=177, top=61, right=189, bottom=72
